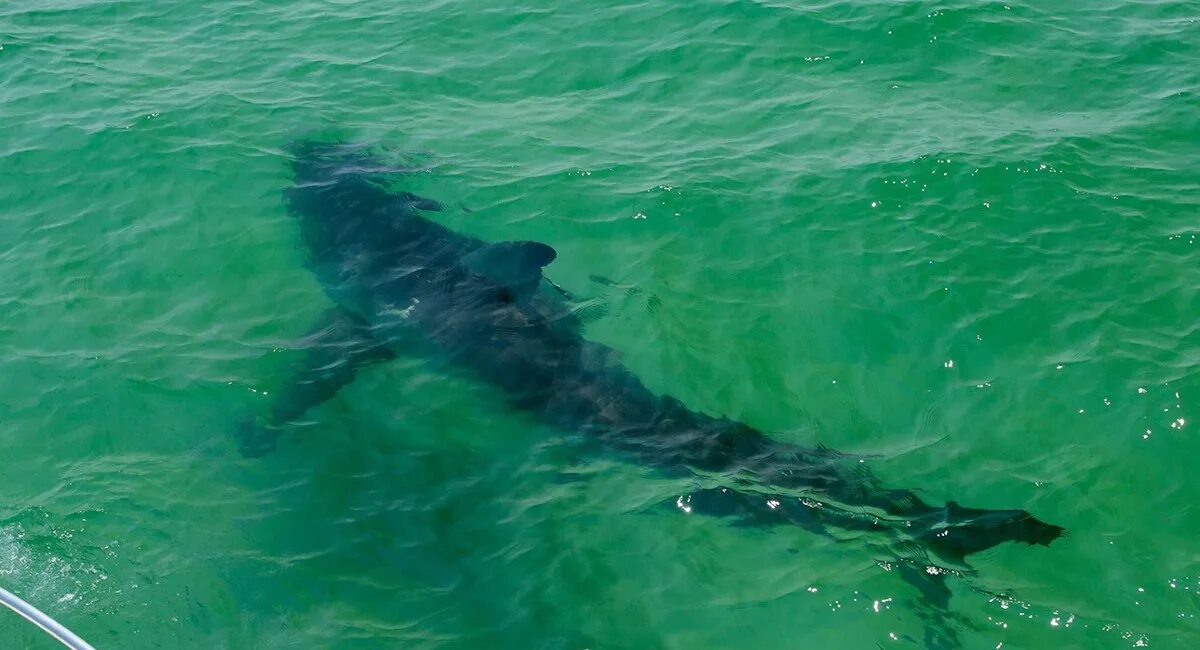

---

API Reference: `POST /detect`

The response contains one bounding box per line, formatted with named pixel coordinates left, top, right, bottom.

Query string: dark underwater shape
left=242, top=140, right=1064, bottom=566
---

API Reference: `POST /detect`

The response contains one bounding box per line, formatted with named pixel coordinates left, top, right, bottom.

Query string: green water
left=1, top=0, right=1198, bottom=647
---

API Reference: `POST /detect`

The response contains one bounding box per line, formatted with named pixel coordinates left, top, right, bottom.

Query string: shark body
left=242, top=141, right=1064, bottom=567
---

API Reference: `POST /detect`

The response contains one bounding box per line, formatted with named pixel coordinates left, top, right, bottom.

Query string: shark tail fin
left=918, top=501, right=1065, bottom=561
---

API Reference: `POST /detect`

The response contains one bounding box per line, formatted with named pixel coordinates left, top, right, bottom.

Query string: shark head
left=283, top=140, right=444, bottom=246
left=285, top=140, right=379, bottom=186
left=281, top=140, right=560, bottom=325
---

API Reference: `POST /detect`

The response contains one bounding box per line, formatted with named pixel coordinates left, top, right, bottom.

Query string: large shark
left=241, top=140, right=1064, bottom=568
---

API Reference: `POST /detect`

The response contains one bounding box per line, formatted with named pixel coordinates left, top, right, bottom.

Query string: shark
left=240, top=140, right=1064, bottom=570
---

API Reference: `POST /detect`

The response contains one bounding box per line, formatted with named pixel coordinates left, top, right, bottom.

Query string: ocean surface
left=1, top=1, right=1198, bottom=647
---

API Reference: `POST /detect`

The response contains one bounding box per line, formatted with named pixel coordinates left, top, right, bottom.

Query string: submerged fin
left=462, top=240, right=557, bottom=303
left=237, top=307, right=395, bottom=457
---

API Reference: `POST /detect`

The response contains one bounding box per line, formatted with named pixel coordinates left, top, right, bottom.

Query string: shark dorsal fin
left=462, top=241, right=557, bottom=303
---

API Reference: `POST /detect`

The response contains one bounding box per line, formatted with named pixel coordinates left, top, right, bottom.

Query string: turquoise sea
left=1, top=1, right=1198, bottom=647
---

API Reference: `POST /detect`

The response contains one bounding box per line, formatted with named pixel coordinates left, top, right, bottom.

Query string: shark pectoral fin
left=462, top=240, right=557, bottom=303
left=896, top=560, right=954, bottom=610
left=893, top=560, right=964, bottom=650
left=237, top=307, right=395, bottom=457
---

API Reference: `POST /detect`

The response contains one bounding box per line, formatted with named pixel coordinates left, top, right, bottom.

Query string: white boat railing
left=0, top=585, right=96, bottom=650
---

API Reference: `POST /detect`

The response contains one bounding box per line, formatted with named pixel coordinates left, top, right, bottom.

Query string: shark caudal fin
left=918, top=501, right=1064, bottom=561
